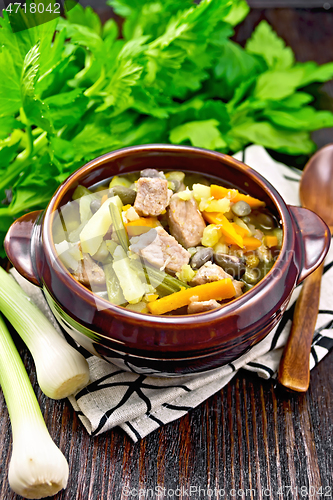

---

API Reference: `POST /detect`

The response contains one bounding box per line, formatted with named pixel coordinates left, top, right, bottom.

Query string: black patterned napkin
left=11, top=146, right=333, bottom=442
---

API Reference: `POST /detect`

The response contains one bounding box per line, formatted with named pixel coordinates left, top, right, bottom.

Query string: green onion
left=130, top=258, right=190, bottom=296
left=0, top=267, right=90, bottom=400
left=0, top=313, right=69, bottom=498
left=109, top=195, right=130, bottom=252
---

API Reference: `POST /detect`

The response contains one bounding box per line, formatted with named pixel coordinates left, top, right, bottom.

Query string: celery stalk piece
left=79, top=196, right=115, bottom=256
left=72, top=185, right=92, bottom=200
left=112, top=246, right=145, bottom=304
left=78, top=191, right=102, bottom=225
left=79, top=194, right=94, bottom=224
left=0, top=314, right=69, bottom=499
left=54, top=240, right=82, bottom=272
left=109, top=175, right=132, bottom=189
left=104, top=263, right=126, bottom=305
left=0, top=267, right=90, bottom=400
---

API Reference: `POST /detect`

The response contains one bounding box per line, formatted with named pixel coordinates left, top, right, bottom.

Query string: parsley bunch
left=1, top=0, right=333, bottom=257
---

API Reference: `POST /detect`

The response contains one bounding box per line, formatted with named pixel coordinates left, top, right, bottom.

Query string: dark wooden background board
left=1, top=5, right=333, bottom=500
left=248, top=1, right=333, bottom=7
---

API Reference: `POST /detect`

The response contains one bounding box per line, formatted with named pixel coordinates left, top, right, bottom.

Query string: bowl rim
left=42, top=144, right=294, bottom=327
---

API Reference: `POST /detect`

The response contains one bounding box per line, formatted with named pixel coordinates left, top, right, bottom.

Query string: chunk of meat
left=190, top=262, right=243, bottom=297
left=72, top=253, right=105, bottom=287
left=167, top=194, right=206, bottom=248
left=187, top=299, right=221, bottom=314
left=130, top=226, right=190, bottom=273
left=134, top=177, right=172, bottom=216
left=256, top=243, right=272, bottom=263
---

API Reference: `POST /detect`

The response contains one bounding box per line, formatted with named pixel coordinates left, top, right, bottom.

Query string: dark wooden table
left=1, top=336, right=332, bottom=499
left=1, top=5, right=333, bottom=500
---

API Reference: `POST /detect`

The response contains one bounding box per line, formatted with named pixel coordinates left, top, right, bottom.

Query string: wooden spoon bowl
left=300, top=144, right=333, bottom=232
left=278, top=144, right=333, bottom=392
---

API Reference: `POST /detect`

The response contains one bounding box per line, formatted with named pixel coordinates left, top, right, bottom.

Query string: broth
left=52, top=168, right=282, bottom=315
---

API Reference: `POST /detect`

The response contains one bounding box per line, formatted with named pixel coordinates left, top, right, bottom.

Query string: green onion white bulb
left=0, top=314, right=69, bottom=498
left=0, top=267, right=90, bottom=399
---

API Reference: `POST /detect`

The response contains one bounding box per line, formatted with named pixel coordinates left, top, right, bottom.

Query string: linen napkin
left=11, top=145, right=333, bottom=442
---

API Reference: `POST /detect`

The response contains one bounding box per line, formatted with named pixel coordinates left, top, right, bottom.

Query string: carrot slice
left=211, top=185, right=238, bottom=201
left=232, top=223, right=249, bottom=237
left=147, top=279, right=236, bottom=315
left=125, top=217, right=160, bottom=237
left=211, top=184, right=265, bottom=208
left=233, top=193, right=265, bottom=208
left=243, top=236, right=262, bottom=251
left=202, top=212, right=244, bottom=248
left=265, top=235, right=278, bottom=248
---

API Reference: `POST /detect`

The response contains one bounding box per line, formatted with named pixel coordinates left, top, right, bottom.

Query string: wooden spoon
left=278, top=144, right=333, bottom=392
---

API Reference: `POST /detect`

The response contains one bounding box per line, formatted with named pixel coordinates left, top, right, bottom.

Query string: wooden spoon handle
left=278, top=263, right=323, bottom=392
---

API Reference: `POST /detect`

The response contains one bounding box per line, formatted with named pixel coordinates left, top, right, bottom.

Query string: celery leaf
left=246, top=20, right=294, bottom=70
left=230, top=121, right=316, bottom=154
left=170, top=119, right=228, bottom=151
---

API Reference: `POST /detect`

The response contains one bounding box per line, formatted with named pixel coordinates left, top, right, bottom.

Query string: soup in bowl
left=4, top=145, right=330, bottom=376
left=52, top=167, right=282, bottom=316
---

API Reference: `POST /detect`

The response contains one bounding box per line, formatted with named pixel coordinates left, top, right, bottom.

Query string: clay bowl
left=4, top=145, right=330, bottom=377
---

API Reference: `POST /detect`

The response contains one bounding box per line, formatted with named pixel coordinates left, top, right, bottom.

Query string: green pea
left=231, top=201, right=252, bottom=217
left=256, top=212, right=275, bottom=230
left=243, top=267, right=260, bottom=284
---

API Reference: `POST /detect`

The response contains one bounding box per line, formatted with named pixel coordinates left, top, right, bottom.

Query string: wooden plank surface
left=0, top=338, right=332, bottom=499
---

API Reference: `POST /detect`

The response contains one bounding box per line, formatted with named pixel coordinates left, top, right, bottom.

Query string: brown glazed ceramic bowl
left=4, top=145, right=331, bottom=376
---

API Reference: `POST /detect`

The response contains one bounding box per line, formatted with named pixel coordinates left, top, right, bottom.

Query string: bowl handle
left=288, top=205, right=331, bottom=285
left=4, top=210, right=43, bottom=287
